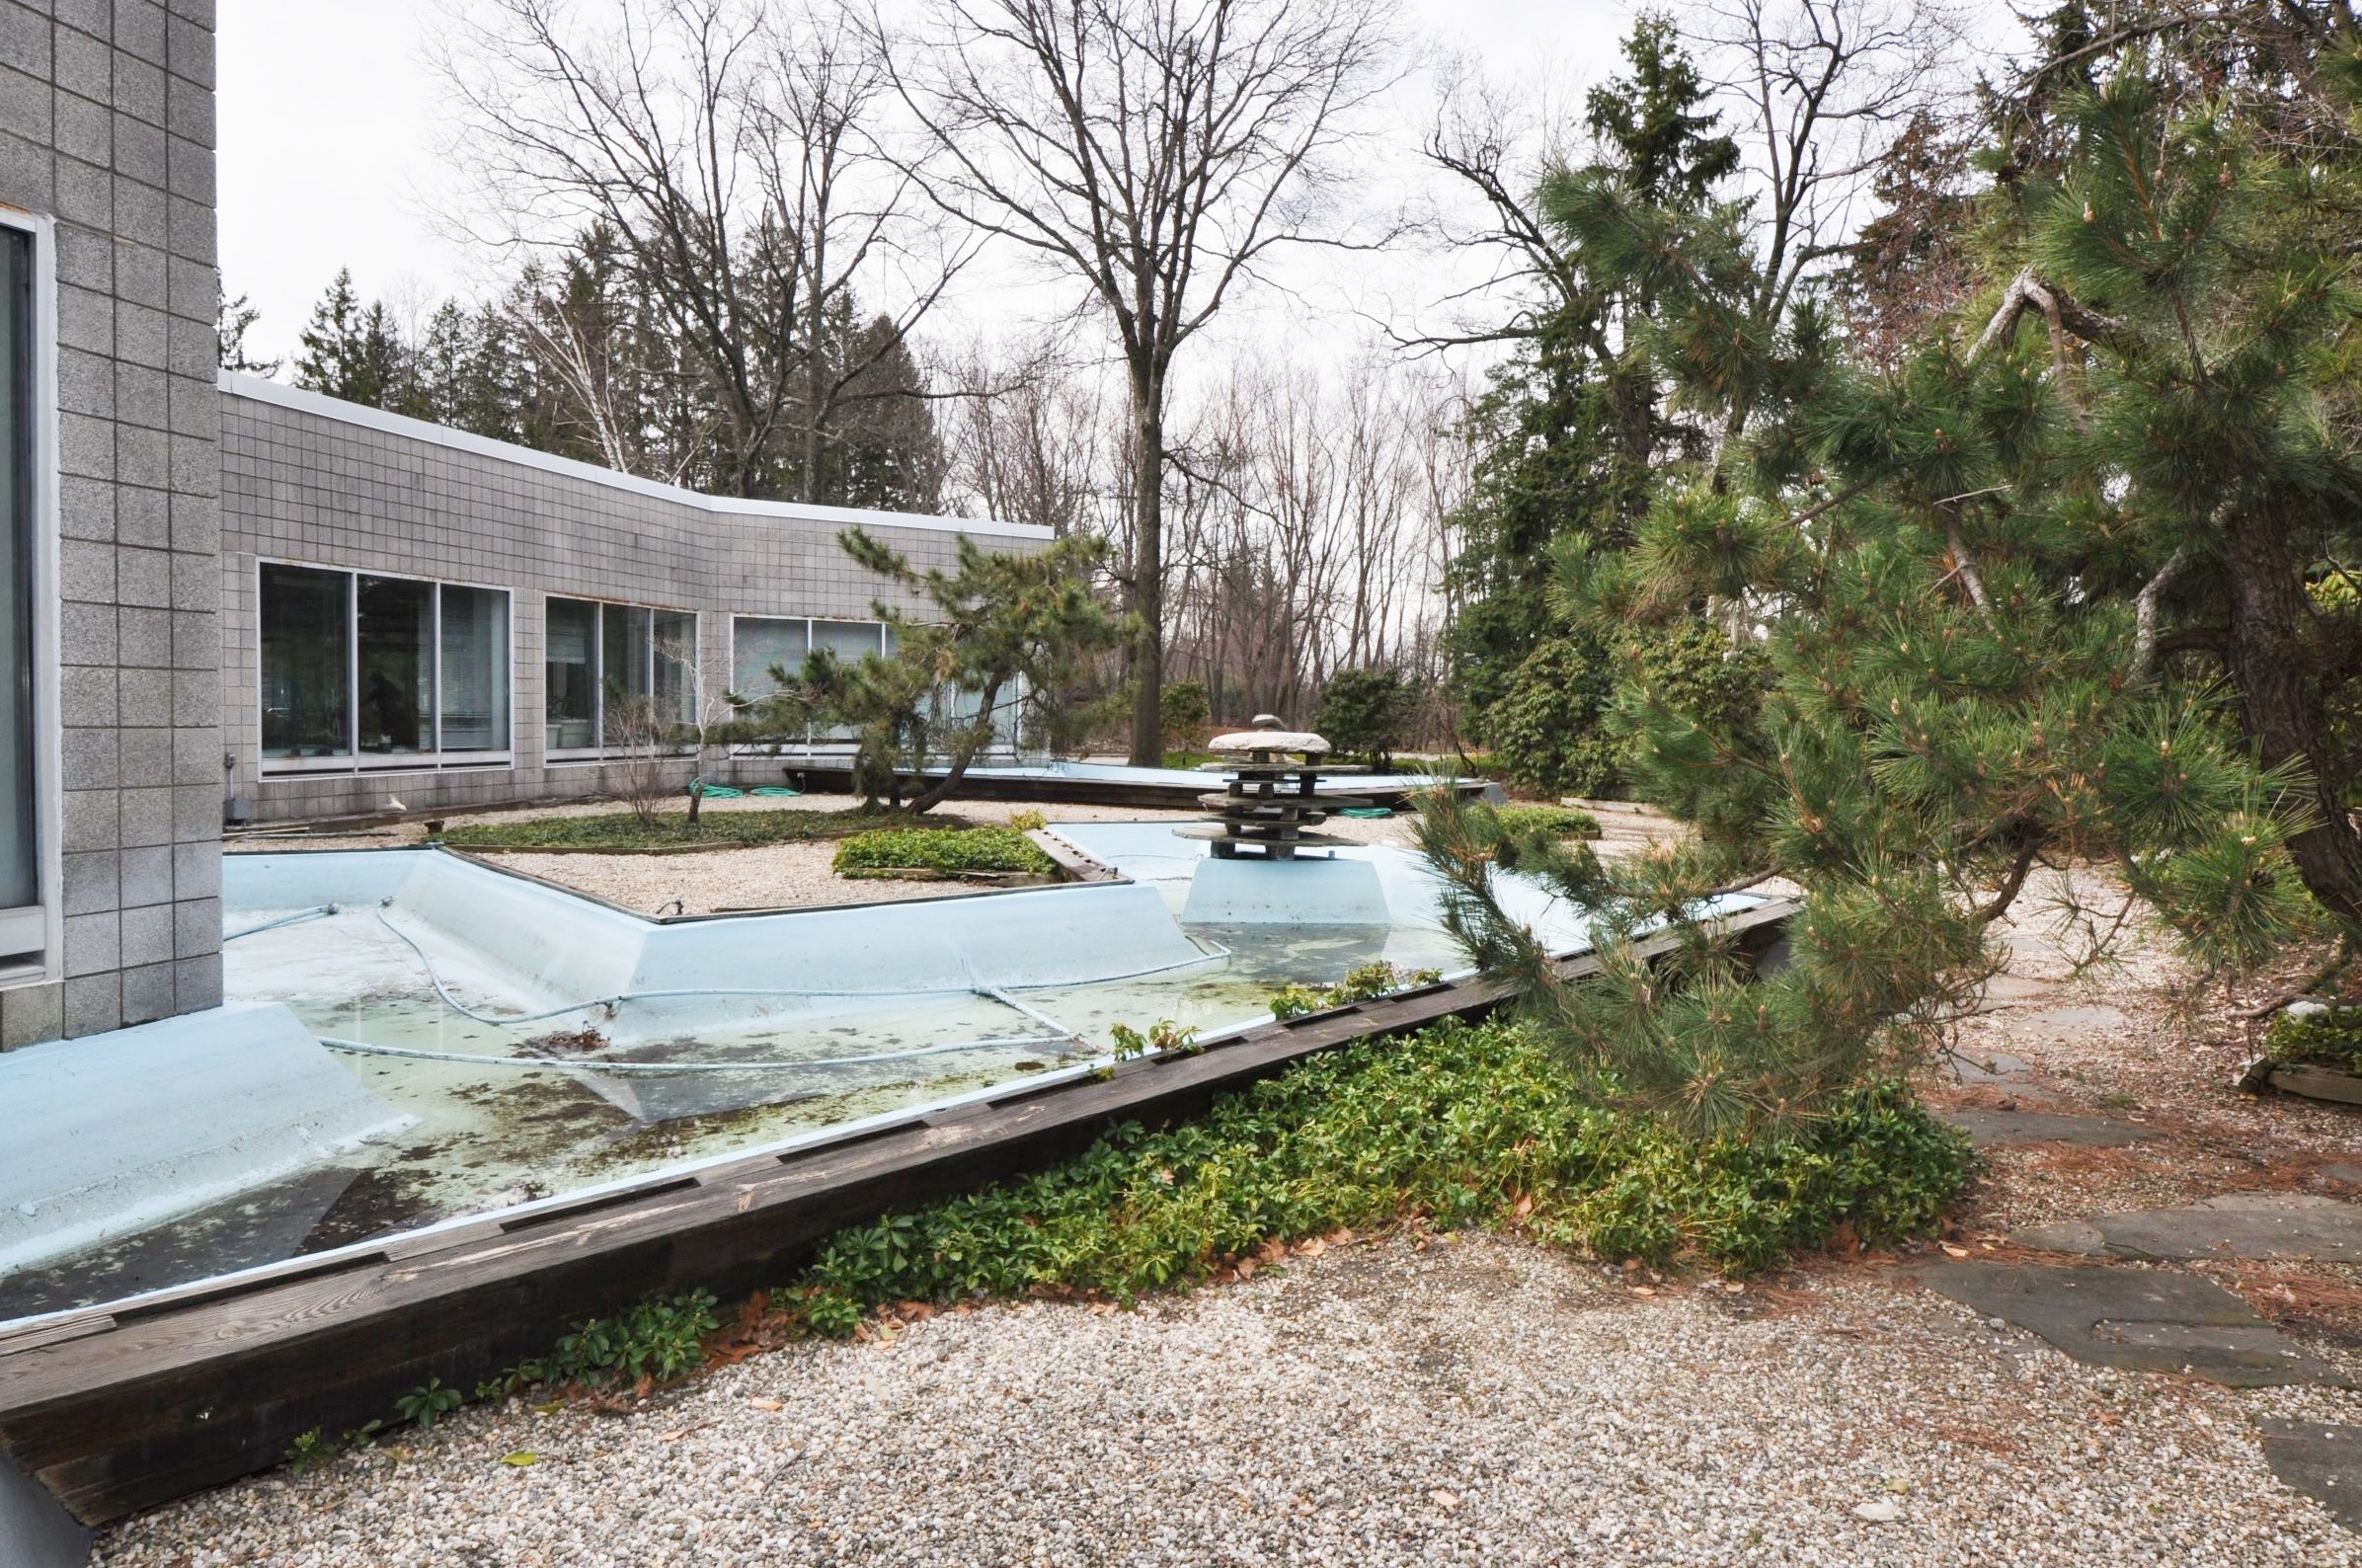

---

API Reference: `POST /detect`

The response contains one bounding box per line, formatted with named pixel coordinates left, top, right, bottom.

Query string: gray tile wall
left=219, top=387, right=1046, bottom=823
left=0, top=0, right=220, bottom=1047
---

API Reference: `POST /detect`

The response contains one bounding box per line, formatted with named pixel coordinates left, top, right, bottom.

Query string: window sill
left=544, top=750, right=699, bottom=767
left=261, top=752, right=516, bottom=780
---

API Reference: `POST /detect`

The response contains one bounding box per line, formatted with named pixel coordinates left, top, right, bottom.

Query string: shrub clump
left=2264, top=1005, right=2362, bottom=1074
left=1267, top=960, right=1444, bottom=1022
left=1486, top=638, right=1619, bottom=799
left=477, top=1290, right=720, bottom=1401
left=1315, top=666, right=1417, bottom=769
left=786, top=1019, right=1973, bottom=1330
left=1492, top=804, right=1603, bottom=839
left=832, top=825, right=1057, bottom=879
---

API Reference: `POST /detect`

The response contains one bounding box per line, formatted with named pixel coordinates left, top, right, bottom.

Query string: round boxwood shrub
left=1485, top=637, right=1617, bottom=798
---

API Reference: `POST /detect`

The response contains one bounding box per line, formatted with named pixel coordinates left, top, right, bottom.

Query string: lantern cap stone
left=1208, top=727, right=1330, bottom=756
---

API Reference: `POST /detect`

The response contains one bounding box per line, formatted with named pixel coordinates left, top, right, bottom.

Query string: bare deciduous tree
left=1702, top=0, right=1965, bottom=338
left=883, top=0, right=1397, bottom=763
left=936, top=333, right=1111, bottom=537
left=436, top=0, right=965, bottom=501
left=602, top=692, right=680, bottom=825
left=1161, top=353, right=1465, bottom=731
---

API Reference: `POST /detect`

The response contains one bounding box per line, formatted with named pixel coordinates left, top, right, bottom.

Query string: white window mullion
left=345, top=571, right=359, bottom=760
left=429, top=585, right=443, bottom=757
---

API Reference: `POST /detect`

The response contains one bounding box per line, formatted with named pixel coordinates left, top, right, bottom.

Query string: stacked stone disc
left=1175, top=715, right=1374, bottom=861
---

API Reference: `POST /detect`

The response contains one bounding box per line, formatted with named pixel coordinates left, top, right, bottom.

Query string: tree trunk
left=909, top=678, right=1005, bottom=815
left=1128, top=364, right=1166, bottom=766
left=2225, top=510, right=2362, bottom=927
left=801, top=258, right=826, bottom=505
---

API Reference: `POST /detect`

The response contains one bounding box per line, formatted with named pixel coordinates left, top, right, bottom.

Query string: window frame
left=726, top=614, right=888, bottom=751
left=256, top=558, right=516, bottom=776
left=0, top=205, right=59, bottom=987
left=542, top=595, right=699, bottom=762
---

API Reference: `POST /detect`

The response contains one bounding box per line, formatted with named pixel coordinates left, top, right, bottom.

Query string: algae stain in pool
left=73, top=848, right=1456, bottom=1320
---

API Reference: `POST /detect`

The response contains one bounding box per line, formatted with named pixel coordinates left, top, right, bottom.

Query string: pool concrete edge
left=0, top=900, right=1797, bottom=1530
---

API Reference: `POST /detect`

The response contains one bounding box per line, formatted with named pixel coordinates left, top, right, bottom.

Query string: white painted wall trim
left=217, top=372, right=1054, bottom=543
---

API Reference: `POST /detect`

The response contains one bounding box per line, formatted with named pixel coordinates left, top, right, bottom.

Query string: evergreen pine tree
left=1424, top=34, right=2347, bottom=1139
left=1443, top=12, right=1739, bottom=754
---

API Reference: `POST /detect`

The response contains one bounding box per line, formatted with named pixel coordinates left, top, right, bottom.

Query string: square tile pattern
left=1, top=0, right=221, bottom=1046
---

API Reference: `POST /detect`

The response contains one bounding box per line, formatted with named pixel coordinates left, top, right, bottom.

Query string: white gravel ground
left=94, top=1233, right=2362, bottom=1567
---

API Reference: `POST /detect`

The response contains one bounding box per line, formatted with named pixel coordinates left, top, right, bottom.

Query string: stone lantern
left=1176, top=715, right=1371, bottom=862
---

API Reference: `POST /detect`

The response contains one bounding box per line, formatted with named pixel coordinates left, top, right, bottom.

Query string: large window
left=730, top=616, right=812, bottom=698
left=260, top=565, right=512, bottom=768
left=730, top=616, right=887, bottom=696
left=729, top=616, right=888, bottom=744
left=544, top=597, right=695, bottom=754
left=0, top=212, right=50, bottom=979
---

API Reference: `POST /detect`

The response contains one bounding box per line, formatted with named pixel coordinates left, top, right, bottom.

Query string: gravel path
left=93, top=1233, right=2360, bottom=1566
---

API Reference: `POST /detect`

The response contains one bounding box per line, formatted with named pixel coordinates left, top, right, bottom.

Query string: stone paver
left=2260, top=1421, right=2362, bottom=1529
left=2016, top=1194, right=2362, bottom=1263
left=1915, top=1261, right=2345, bottom=1388
left=1938, top=1107, right=2159, bottom=1147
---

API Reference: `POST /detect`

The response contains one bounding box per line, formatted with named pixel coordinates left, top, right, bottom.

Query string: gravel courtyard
left=152, top=800, right=2362, bottom=1562
left=93, top=1232, right=2358, bottom=1567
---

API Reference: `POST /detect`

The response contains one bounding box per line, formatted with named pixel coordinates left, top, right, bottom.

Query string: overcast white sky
left=217, top=0, right=1634, bottom=370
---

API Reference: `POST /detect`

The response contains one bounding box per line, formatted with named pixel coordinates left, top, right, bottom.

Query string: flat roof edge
left=216, top=372, right=1053, bottom=542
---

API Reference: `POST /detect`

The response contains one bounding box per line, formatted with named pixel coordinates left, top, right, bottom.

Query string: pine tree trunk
left=910, top=679, right=1005, bottom=816
left=1128, top=365, right=1166, bottom=767
left=2225, top=510, right=2362, bottom=927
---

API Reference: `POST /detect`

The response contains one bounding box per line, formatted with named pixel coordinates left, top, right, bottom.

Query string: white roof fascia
left=218, top=371, right=1054, bottom=542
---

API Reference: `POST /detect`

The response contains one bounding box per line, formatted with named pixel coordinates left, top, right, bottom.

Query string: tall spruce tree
left=281, top=246, right=952, bottom=512
left=292, top=270, right=407, bottom=409
left=1441, top=13, right=1739, bottom=762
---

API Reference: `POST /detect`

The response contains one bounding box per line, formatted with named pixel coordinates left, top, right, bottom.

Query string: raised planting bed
left=438, top=807, right=964, bottom=854
left=0, top=900, right=1794, bottom=1526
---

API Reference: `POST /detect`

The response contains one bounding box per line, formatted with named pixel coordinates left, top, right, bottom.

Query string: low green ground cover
left=441, top=807, right=926, bottom=852
left=2264, top=1005, right=2362, bottom=1075
left=311, top=1016, right=1969, bottom=1458
left=1266, top=960, right=1444, bottom=1022
left=831, top=825, right=1057, bottom=879
left=1492, top=804, right=1603, bottom=839
left=786, top=1017, right=1973, bottom=1332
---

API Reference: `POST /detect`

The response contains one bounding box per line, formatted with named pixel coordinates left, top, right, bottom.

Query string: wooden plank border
left=0, top=901, right=1795, bottom=1526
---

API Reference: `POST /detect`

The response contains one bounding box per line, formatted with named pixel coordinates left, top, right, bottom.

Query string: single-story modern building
left=0, top=2, right=1045, bottom=1052
left=217, top=373, right=1047, bottom=827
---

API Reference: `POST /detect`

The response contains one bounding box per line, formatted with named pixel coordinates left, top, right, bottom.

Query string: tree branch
left=2129, top=548, right=2192, bottom=683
